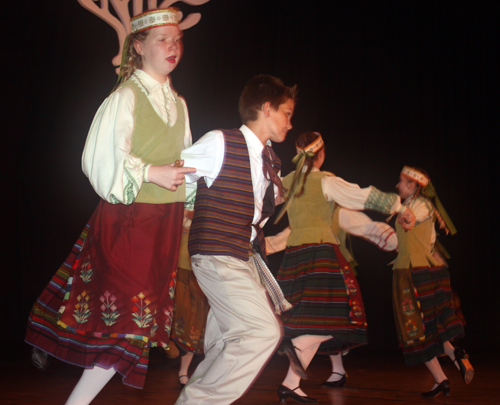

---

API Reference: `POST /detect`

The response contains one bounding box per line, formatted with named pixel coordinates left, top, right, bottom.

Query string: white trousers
left=175, top=254, right=282, bottom=405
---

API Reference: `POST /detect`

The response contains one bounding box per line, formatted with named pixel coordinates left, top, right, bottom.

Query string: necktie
left=262, top=145, right=284, bottom=198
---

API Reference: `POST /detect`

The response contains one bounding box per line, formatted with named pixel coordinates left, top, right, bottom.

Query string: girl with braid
left=25, top=8, right=195, bottom=404
left=274, top=131, right=414, bottom=403
left=393, top=166, right=473, bottom=398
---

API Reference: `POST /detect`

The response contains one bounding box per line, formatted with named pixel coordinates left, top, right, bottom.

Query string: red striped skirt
left=277, top=243, right=368, bottom=354
left=394, top=265, right=464, bottom=365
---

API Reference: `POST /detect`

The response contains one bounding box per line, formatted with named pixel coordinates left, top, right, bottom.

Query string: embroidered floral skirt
left=25, top=200, right=183, bottom=388
left=277, top=243, right=368, bottom=355
left=393, top=265, right=464, bottom=366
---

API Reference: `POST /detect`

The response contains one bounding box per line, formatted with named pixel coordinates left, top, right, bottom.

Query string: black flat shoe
left=321, top=372, right=347, bottom=388
left=178, top=375, right=188, bottom=388
left=277, top=340, right=308, bottom=380
left=278, top=385, right=318, bottom=403
left=421, top=379, right=450, bottom=398
left=31, top=347, right=51, bottom=371
left=454, top=348, right=474, bottom=384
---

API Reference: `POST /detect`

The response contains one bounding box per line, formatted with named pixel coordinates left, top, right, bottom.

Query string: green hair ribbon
left=274, top=150, right=315, bottom=224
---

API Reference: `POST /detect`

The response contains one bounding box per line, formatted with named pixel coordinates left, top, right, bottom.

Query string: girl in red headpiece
left=25, top=8, right=196, bottom=404
left=392, top=166, right=473, bottom=397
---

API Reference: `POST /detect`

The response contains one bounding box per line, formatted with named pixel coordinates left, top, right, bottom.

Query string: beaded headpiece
left=111, top=8, right=180, bottom=94
left=295, top=132, right=324, bottom=155
left=402, top=166, right=456, bottom=235
left=275, top=132, right=325, bottom=224
left=130, top=8, right=179, bottom=34
left=401, top=166, right=429, bottom=187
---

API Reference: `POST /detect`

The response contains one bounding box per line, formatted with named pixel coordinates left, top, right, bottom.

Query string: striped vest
left=189, top=129, right=279, bottom=261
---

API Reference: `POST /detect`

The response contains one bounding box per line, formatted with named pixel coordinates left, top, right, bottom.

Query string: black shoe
left=278, top=385, right=318, bottom=403
left=421, top=380, right=450, bottom=398
left=178, top=375, right=188, bottom=388
left=31, top=347, right=51, bottom=371
left=277, top=340, right=308, bottom=380
left=454, top=348, right=474, bottom=384
left=321, top=372, right=347, bottom=388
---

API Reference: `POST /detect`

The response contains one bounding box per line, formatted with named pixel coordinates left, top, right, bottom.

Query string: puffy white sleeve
left=181, top=130, right=225, bottom=187
left=337, top=208, right=398, bottom=251
left=265, top=227, right=291, bottom=255
left=82, top=87, right=147, bottom=204
left=409, top=197, right=433, bottom=223
left=178, top=97, right=198, bottom=208
left=322, top=175, right=404, bottom=214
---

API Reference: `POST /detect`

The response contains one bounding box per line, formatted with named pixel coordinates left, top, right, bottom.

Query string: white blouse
left=82, top=69, right=192, bottom=204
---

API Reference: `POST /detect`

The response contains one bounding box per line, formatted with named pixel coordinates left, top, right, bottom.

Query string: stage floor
left=2, top=348, right=498, bottom=404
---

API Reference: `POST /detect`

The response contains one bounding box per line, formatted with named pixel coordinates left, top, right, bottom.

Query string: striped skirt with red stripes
left=397, top=265, right=464, bottom=365
left=277, top=243, right=368, bottom=354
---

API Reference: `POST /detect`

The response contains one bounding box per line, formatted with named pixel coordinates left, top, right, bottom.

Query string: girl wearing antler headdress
left=25, top=8, right=196, bottom=404
left=392, top=166, right=473, bottom=398
left=274, top=131, right=415, bottom=403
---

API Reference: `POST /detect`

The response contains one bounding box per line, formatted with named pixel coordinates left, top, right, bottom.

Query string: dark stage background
left=2, top=1, right=497, bottom=359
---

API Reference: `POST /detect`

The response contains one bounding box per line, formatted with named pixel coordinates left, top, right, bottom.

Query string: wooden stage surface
left=2, top=347, right=498, bottom=404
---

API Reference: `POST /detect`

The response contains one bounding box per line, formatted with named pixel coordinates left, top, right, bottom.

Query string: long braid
left=294, top=156, right=315, bottom=198
left=111, top=31, right=150, bottom=93
left=294, top=131, right=324, bottom=198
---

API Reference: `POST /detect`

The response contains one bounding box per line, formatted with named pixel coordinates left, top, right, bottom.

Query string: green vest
left=122, top=79, right=186, bottom=204
left=393, top=201, right=439, bottom=269
left=283, top=171, right=338, bottom=247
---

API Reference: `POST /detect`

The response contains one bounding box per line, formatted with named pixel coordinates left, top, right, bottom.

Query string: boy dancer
left=176, top=75, right=297, bottom=405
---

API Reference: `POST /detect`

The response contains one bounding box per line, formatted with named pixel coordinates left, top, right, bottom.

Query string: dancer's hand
left=398, top=207, right=416, bottom=231
left=148, top=160, right=196, bottom=191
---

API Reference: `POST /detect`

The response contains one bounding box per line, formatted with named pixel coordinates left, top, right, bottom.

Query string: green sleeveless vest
left=121, top=79, right=186, bottom=204
left=282, top=171, right=338, bottom=247
left=393, top=207, right=439, bottom=269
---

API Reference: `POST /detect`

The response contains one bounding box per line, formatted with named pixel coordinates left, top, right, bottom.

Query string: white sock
left=179, top=352, right=194, bottom=384
left=443, top=341, right=460, bottom=371
left=65, top=366, right=116, bottom=405
left=326, top=354, right=346, bottom=381
left=424, top=357, right=447, bottom=389
left=282, top=335, right=332, bottom=397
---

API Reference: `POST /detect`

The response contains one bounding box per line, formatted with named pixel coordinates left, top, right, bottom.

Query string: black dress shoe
left=278, top=385, right=318, bottom=404
left=421, top=379, right=450, bottom=398
left=454, top=348, right=474, bottom=384
left=321, top=372, right=347, bottom=388
left=31, top=347, right=51, bottom=371
left=277, top=340, right=308, bottom=380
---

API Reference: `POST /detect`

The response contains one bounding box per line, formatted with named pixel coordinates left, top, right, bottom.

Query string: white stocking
left=326, top=354, right=346, bottom=382
left=282, top=335, right=332, bottom=397
left=443, top=341, right=460, bottom=371
left=65, top=366, right=116, bottom=405
left=424, top=356, right=447, bottom=389
left=179, top=352, right=194, bottom=385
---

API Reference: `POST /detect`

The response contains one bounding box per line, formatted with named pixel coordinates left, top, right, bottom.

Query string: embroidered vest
left=189, top=129, right=271, bottom=261
left=121, top=79, right=186, bottom=204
